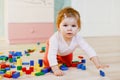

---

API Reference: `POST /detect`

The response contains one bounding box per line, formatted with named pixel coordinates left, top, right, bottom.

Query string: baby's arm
left=90, top=56, right=109, bottom=69
left=47, top=34, right=64, bottom=76
left=77, top=36, right=109, bottom=69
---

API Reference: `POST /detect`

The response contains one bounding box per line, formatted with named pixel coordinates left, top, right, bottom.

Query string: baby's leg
left=57, top=53, right=73, bottom=67
left=43, top=41, right=50, bottom=67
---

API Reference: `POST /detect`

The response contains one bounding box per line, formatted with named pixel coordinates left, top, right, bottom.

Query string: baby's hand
left=97, top=64, right=109, bottom=69
left=51, top=65, right=64, bottom=76
left=90, top=56, right=109, bottom=69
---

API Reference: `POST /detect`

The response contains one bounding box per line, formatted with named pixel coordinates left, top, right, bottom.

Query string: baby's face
left=59, top=17, right=79, bottom=40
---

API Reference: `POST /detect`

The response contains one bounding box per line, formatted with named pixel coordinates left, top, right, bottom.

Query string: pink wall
left=8, top=23, right=54, bottom=44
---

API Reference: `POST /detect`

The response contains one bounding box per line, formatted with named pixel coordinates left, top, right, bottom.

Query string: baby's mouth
left=67, top=33, right=72, bottom=35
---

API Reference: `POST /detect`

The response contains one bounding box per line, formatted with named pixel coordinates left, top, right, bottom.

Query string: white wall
left=7, top=0, right=54, bottom=23
left=72, top=0, right=120, bottom=37
left=0, top=0, right=4, bottom=39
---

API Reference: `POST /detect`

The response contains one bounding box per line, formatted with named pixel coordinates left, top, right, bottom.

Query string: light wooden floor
left=0, top=36, right=120, bottom=80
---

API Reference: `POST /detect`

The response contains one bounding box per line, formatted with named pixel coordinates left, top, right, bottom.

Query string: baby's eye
left=72, top=25, right=76, bottom=27
left=63, top=24, right=68, bottom=27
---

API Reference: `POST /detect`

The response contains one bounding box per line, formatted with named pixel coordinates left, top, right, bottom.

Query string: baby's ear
left=77, top=28, right=80, bottom=32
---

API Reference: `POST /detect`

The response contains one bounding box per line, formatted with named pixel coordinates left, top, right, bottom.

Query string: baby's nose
left=67, top=26, right=72, bottom=30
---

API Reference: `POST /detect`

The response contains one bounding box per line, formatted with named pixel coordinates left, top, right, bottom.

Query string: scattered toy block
left=71, top=61, right=81, bottom=67
left=0, top=71, right=4, bottom=75
left=22, top=62, right=29, bottom=65
left=29, top=66, right=34, bottom=72
left=60, top=65, right=68, bottom=71
left=12, top=72, right=20, bottom=79
left=11, top=65, right=16, bottom=68
left=17, top=66, right=22, bottom=70
left=0, top=52, right=3, bottom=54
left=3, top=74, right=12, bottom=78
left=81, top=59, right=86, bottom=64
left=25, top=69, right=31, bottom=75
left=22, top=67, right=26, bottom=72
left=99, top=70, right=105, bottom=77
left=41, top=67, right=51, bottom=73
left=35, top=72, right=44, bottom=76
left=78, top=56, right=84, bottom=59
left=38, top=59, right=43, bottom=67
left=77, top=64, right=86, bottom=70
left=30, top=60, right=34, bottom=66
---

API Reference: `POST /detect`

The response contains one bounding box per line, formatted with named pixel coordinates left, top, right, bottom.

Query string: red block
left=29, top=66, right=34, bottom=72
left=1, top=64, right=6, bottom=69
left=9, top=54, right=12, bottom=58
left=12, top=71, right=16, bottom=75
left=3, top=74, right=12, bottom=78
left=71, top=62, right=81, bottom=67
left=78, top=56, right=84, bottom=59
left=25, top=69, right=31, bottom=74
left=6, top=64, right=10, bottom=68
left=22, top=67, right=26, bottom=72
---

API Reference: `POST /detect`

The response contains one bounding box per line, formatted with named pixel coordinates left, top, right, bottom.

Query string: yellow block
left=36, top=67, right=41, bottom=72
left=31, top=72, right=35, bottom=76
left=17, top=59, right=22, bottom=66
left=34, top=63, right=39, bottom=69
left=6, top=71, right=11, bottom=75
left=40, top=66, right=44, bottom=70
left=0, top=76, right=2, bottom=80
left=0, top=52, right=3, bottom=54
left=19, top=71, right=23, bottom=76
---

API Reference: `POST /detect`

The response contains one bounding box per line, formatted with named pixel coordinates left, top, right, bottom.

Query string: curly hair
left=56, top=7, right=81, bottom=29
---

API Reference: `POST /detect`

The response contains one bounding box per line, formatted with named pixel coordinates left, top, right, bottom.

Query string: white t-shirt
left=48, top=31, right=96, bottom=66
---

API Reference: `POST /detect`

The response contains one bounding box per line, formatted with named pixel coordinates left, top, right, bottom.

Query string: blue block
left=15, top=52, right=22, bottom=56
left=77, top=64, right=83, bottom=69
left=81, top=59, right=86, bottom=63
left=41, top=68, right=49, bottom=74
left=12, top=57, right=17, bottom=62
left=24, top=50, right=29, bottom=54
left=12, top=72, right=20, bottom=78
left=30, top=60, right=34, bottom=66
left=81, top=65, right=86, bottom=70
left=11, top=65, right=16, bottom=68
left=100, top=70, right=105, bottom=77
left=5, top=67, right=10, bottom=71
left=38, top=59, right=43, bottom=67
left=9, top=51, right=15, bottom=55
left=22, top=62, right=29, bottom=65
left=77, top=64, right=86, bottom=70
left=0, top=71, right=4, bottom=74
left=60, top=65, right=68, bottom=71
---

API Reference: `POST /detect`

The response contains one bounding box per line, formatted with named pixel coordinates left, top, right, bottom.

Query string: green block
left=3, top=57, right=8, bottom=61
left=35, top=72, right=44, bottom=76
left=26, top=53, right=30, bottom=56
left=72, top=60, right=79, bottom=63
left=0, top=69, right=6, bottom=73
left=41, top=47, right=46, bottom=51
left=17, top=66, right=22, bottom=70
left=0, top=57, right=3, bottom=60
left=63, top=63, right=67, bottom=66
left=17, top=56, right=20, bottom=59
left=9, top=58, right=13, bottom=63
